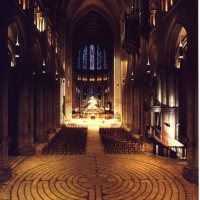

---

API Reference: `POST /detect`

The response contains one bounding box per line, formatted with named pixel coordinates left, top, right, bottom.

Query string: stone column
left=17, top=70, right=35, bottom=155
left=36, top=74, right=48, bottom=143
left=0, top=1, right=12, bottom=183
left=182, top=0, right=198, bottom=185
left=47, top=78, right=54, bottom=131
left=54, top=79, right=60, bottom=128
left=65, top=35, right=72, bottom=121
left=114, top=34, right=122, bottom=121
left=0, top=56, right=12, bottom=183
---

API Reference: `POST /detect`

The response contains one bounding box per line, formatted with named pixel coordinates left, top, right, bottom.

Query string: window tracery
left=17, top=0, right=29, bottom=10
left=77, top=44, right=108, bottom=71
left=83, top=46, right=87, bottom=70
left=34, top=1, right=46, bottom=32
left=90, top=45, right=95, bottom=70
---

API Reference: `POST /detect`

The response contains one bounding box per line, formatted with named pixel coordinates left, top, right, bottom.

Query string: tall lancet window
left=78, top=50, right=81, bottom=69
left=83, top=46, right=87, bottom=70
left=77, top=44, right=108, bottom=71
left=103, top=50, right=108, bottom=69
left=89, top=87, right=94, bottom=97
left=97, top=45, right=102, bottom=70
left=90, top=44, right=95, bottom=70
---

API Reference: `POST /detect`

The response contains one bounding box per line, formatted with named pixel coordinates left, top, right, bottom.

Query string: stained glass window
left=89, top=87, right=94, bottom=97
left=78, top=50, right=81, bottom=69
left=103, top=50, right=107, bottom=69
left=83, top=46, right=87, bottom=70
left=97, top=45, right=102, bottom=70
left=90, top=45, right=95, bottom=70
left=78, top=44, right=107, bottom=71
left=83, top=87, right=87, bottom=100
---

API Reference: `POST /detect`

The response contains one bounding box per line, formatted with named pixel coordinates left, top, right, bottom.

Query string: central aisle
left=86, top=125, right=104, bottom=155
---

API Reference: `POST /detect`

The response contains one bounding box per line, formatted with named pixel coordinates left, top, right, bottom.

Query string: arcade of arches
left=0, top=0, right=198, bottom=198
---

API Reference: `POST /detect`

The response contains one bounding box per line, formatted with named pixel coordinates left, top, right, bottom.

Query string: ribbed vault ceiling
left=72, top=10, right=113, bottom=54
left=43, top=0, right=124, bottom=64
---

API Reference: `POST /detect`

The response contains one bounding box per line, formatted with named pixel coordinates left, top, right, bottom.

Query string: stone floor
left=0, top=125, right=198, bottom=200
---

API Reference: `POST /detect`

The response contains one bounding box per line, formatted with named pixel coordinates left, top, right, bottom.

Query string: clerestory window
left=77, top=44, right=108, bottom=70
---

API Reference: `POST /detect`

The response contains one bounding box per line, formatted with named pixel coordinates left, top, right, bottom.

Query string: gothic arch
left=68, top=5, right=117, bottom=42
left=33, top=39, right=42, bottom=73
left=148, top=39, right=158, bottom=72
left=8, top=16, right=27, bottom=67
left=46, top=50, right=52, bottom=74
left=164, top=17, right=187, bottom=69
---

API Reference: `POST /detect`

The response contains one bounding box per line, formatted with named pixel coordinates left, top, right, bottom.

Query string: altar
left=82, top=96, right=104, bottom=119
left=72, top=96, right=113, bottom=119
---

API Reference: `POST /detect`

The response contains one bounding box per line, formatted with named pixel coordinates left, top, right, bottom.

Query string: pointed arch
left=33, top=38, right=42, bottom=73
left=8, top=16, right=27, bottom=67
left=164, top=17, right=188, bottom=69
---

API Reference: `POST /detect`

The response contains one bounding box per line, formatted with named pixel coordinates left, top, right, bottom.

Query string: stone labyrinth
left=2, top=155, right=191, bottom=200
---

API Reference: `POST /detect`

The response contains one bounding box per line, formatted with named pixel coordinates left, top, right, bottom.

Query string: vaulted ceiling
left=66, top=0, right=122, bottom=57
left=72, top=10, right=113, bottom=55
left=45, top=0, right=124, bottom=54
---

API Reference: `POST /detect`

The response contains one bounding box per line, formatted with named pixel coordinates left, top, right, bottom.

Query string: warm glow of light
left=147, top=58, right=150, bottom=73
left=39, top=16, right=43, bottom=32
left=55, top=71, right=58, bottom=80
left=176, top=62, right=180, bottom=69
left=169, top=95, right=175, bottom=107
left=147, top=58, right=150, bottom=65
left=168, top=114, right=175, bottom=139
left=179, top=40, right=183, bottom=47
left=42, top=59, right=46, bottom=74
left=165, top=0, right=168, bottom=11
left=150, top=2, right=156, bottom=26
left=16, top=35, right=20, bottom=46
left=131, top=71, right=134, bottom=81
left=11, top=60, right=15, bottom=67
left=42, top=17, right=46, bottom=32
left=152, top=13, right=156, bottom=26
left=63, top=78, right=66, bottom=96
left=43, top=59, right=46, bottom=66
left=23, top=0, right=26, bottom=10
left=62, top=60, right=66, bottom=71
left=163, top=113, right=175, bottom=139
left=55, top=45, right=58, bottom=54
left=65, top=118, right=121, bottom=127
left=37, top=13, right=40, bottom=30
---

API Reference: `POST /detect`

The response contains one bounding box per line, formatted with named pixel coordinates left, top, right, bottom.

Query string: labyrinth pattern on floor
left=1, top=155, right=195, bottom=200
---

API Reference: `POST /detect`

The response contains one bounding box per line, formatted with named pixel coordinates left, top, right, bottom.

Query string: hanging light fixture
left=153, top=70, right=157, bottom=77
left=146, top=58, right=151, bottom=73
left=55, top=70, right=58, bottom=80
left=42, top=59, right=46, bottom=74
left=131, top=71, right=134, bottom=81
left=15, top=35, right=20, bottom=58
left=178, top=40, right=184, bottom=59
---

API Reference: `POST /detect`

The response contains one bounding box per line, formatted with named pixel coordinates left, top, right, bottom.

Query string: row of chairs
left=42, top=127, right=87, bottom=155
left=99, top=128, right=144, bottom=154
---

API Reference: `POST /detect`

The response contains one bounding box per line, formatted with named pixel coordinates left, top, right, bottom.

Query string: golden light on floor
left=66, top=118, right=121, bottom=127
